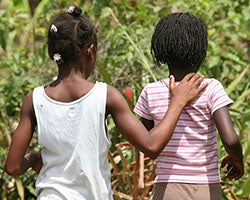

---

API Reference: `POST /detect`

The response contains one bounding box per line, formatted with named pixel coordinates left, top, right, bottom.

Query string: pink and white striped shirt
left=134, top=78, right=232, bottom=184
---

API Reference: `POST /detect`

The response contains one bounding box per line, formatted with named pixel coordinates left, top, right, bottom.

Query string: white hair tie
left=68, top=5, right=75, bottom=13
left=51, top=24, right=58, bottom=33
left=53, top=53, right=62, bottom=62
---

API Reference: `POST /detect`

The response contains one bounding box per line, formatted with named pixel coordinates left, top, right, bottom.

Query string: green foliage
left=0, top=0, right=249, bottom=199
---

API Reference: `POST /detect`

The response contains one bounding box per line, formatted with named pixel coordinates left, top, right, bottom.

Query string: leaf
left=224, top=52, right=247, bottom=66
left=226, top=65, right=250, bottom=95
left=238, top=175, right=250, bottom=196
left=15, top=178, right=24, bottom=200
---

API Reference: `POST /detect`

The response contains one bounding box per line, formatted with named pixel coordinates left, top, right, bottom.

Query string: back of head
left=151, top=12, right=207, bottom=72
left=47, top=5, right=97, bottom=64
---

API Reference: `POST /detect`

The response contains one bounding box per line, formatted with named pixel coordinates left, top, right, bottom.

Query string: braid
left=151, top=12, right=207, bottom=71
left=47, top=5, right=97, bottom=64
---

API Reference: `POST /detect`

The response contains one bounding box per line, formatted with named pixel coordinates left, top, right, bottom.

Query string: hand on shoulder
left=169, top=73, right=207, bottom=107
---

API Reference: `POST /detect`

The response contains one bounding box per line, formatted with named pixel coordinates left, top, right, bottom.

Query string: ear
left=87, top=44, right=96, bottom=60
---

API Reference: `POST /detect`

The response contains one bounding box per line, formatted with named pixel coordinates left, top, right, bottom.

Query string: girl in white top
left=5, top=5, right=206, bottom=200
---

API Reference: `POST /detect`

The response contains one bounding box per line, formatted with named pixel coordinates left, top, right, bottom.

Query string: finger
left=221, top=161, right=226, bottom=168
left=225, top=165, right=233, bottom=178
left=230, top=172, right=238, bottom=180
left=197, top=82, right=208, bottom=92
left=192, top=75, right=205, bottom=86
left=226, top=171, right=235, bottom=179
left=188, top=73, right=204, bottom=83
left=234, top=174, right=240, bottom=180
left=226, top=165, right=234, bottom=174
left=226, top=166, right=240, bottom=180
left=189, top=74, right=206, bottom=92
left=181, top=72, right=195, bottom=82
left=234, top=172, right=244, bottom=180
left=169, top=75, right=175, bottom=90
left=184, top=75, right=205, bottom=91
left=233, top=167, right=244, bottom=180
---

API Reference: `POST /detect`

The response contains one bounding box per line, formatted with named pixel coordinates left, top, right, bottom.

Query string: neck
left=56, top=57, right=89, bottom=80
left=52, top=49, right=95, bottom=84
left=49, top=67, right=88, bottom=88
left=169, top=74, right=186, bottom=82
left=58, top=66, right=86, bottom=79
left=169, top=68, right=197, bottom=82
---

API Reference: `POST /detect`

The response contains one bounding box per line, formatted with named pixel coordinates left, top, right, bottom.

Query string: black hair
left=47, top=5, right=97, bottom=64
left=151, top=12, right=207, bottom=72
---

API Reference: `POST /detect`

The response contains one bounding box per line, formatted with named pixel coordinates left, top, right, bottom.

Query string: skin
left=5, top=44, right=207, bottom=176
left=214, top=107, right=244, bottom=180
left=141, top=79, right=244, bottom=181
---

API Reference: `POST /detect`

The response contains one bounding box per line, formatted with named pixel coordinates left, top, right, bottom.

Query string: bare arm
left=213, top=106, right=244, bottom=180
left=107, top=73, right=206, bottom=159
left=4, top=91, right=41, bottom=176
left=214, top=106, right=243, bottom=160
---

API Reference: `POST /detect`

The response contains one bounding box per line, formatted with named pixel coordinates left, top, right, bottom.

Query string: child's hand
left=24, top=152, right=43, bottom=174
left=169, top=73, right=207, bottom=106
left=221, top=155, right=244, bottom=180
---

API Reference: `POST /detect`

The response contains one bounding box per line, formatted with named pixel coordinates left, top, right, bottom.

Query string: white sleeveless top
left=33, top=82, right=113, bottom=200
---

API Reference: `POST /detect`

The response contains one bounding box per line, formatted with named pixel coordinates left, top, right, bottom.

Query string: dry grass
left=109, top=142, right=155, bottom=200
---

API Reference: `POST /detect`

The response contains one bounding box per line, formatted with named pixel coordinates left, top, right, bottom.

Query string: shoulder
left=203, top=78, right=227, bottom=93
left=20, top=90, right=36, bottom=121
left=140, top=79, right=169, bottom=94
left=94, top=81, right=108, bottom=95
left=95, top=81, right=107, bottom=88
left=203, top=78, right=224, bottom=87
left=23, top=90, right=34, bottom=105
left=106, top=85, right=123, bottom=102
left=144, top=79, right=167, bottom=88
left=24, top=86, right=43, bottom=112
left=32, top=86, right=45, bottom=98
left=106, top=85, right=127, bottom=114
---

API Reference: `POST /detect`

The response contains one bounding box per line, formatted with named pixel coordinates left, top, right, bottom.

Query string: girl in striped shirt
left=134, top=12, right=244, bottom=200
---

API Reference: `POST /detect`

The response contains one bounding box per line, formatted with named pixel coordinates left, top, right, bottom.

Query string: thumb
left=169, top=75, right=175, bottom=89
left=221, top=156, right=229, bottom=168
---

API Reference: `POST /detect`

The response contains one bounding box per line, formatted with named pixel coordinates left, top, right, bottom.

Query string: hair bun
left=68, top=5, right=82, bottom=17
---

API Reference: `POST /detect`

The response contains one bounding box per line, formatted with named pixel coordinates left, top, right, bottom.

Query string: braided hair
left=47, top=5, right=97, bottom=65
left=151, top=12, right=207, bottom=72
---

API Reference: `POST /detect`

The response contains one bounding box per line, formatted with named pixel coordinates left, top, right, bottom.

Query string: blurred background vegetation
left=0, top=0, right=249, bottom=199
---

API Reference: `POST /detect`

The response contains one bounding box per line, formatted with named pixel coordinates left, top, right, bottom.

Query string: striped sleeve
left=207, top=79, right=233, bottom=114
left=134, top=86, right=153, bottom=120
